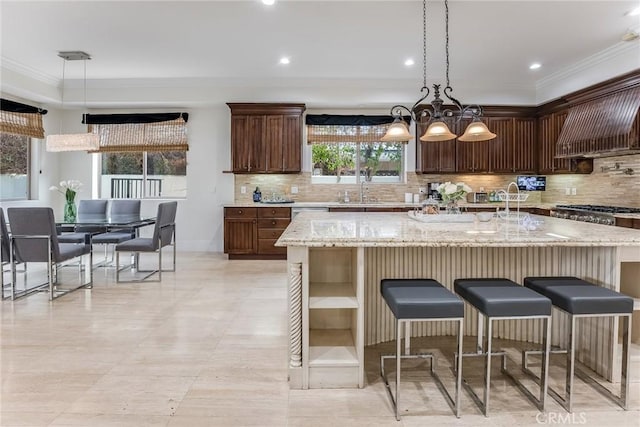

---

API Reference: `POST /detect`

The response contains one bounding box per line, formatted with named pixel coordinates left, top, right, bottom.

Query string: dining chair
left=7, top=207, right=93, bottom=300
left=58, top=199, right=109, bottom=244
left=91, top=200, right=141, bottom=265
left=0, top=207, right=23, bottom=299
left=115, top=201, right=177, bottom=283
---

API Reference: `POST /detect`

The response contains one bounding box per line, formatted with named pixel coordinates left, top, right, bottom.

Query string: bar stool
left=453, top=278, right=552, bottom=416
left=522, top=276, right=633, bottom=412
left=380, top=278, right=464, bottom=420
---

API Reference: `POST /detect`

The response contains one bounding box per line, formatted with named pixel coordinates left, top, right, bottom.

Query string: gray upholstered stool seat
left=453, top=277, right=551, bottom=416
left=523, top=276, right=632, bottom=411
left=455, top=278, right=551, bottom=317
left=523, top=277, right=632, bottom=315
left=379, top=278, right=464, bottom=420
left=381, top=279, right=464, bottom=319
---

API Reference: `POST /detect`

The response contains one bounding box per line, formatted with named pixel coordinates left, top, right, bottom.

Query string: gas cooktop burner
left=555, top=205, right=640, bottom=214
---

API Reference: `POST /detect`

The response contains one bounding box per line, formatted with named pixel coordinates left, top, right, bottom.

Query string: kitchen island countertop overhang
left=275, top=211, right=640, bottom=248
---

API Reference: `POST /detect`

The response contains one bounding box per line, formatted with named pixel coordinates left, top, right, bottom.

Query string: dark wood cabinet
left=537, top=110, right=593, bottom=174
left=512, top=118, right=537, bottom=173
left=486, top=117, right=536, bottom=173
left=224, top=206, right=291, bottom=259
left=487, top=117, right=514, bottom=173
left=227, top=103, right=305, bottom=174
left=416, top=118, right=457, bottom=173
left=223, top=207, right=258, bottom=255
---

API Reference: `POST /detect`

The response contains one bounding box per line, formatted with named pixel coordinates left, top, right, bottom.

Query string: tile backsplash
left=233, top=154, right=640, bottom=208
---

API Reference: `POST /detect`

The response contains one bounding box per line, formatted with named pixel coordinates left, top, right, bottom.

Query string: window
left=86, top=113, right=189, bottom=199
left=0, top=98, right=46, bottom=200
left=100, top=151, right=186, bottom=199
left=0, top=132, right=30, bottom=200
left=307, top=115, right=407, bottom=184
left=311, top=142, right=404, bottom=184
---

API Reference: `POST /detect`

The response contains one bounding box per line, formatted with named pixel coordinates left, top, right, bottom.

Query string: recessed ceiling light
left=279, top=57, right=290, bottom=65
left=625, top=6, right=640, bottom=16
left=404, top=58, right=415, bottom=67
left=262, top=0, right=275, bottom=5
left=529, top=62, right=542, bottom=70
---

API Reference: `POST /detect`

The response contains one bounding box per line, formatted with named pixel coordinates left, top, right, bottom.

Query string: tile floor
left=1, top=253, right=638, bottom=426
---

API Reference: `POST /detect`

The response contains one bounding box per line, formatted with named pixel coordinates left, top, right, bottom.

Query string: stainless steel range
left=551, top=204, right=640, bottom=225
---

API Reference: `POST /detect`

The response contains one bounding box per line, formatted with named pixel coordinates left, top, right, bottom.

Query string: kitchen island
left=276, top=211, right=640, bottom=389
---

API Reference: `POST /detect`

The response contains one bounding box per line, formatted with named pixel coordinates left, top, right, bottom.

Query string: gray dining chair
left=115, top=201, right=177, bottom=282
left=7, top=207, right=93, bottom=300
left=91, top=200, right=141, bottom=265
left=0, top=207, right=23, bottom=299
left=58, top=199, right=109, bottom=244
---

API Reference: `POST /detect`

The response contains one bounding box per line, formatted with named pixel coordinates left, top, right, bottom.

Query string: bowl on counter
left=476, top=212, right=494, bottom=222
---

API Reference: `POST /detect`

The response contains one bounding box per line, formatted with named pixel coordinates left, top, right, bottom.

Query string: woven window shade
left=307, top=123, right=397, bottom=144
left=88, top=117, right=188, bottom=153
left=0, top=109, right=45, bottom=139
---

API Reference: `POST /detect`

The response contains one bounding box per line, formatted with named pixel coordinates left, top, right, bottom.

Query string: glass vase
left=445, top=199, right=461, bottom=215
left=64, top=198, right=77, bottom=223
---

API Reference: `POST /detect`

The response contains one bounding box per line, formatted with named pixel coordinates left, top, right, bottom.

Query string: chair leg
left=483, top=317, right=493, bottom=416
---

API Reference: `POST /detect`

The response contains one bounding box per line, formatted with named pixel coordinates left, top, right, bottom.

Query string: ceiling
left=1, top=0, right=639, bottom=108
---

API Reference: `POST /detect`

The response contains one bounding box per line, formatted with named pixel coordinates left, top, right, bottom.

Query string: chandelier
left=46, top=51, right=100, bottom=152
left=382, top=0, right=496, bottom=143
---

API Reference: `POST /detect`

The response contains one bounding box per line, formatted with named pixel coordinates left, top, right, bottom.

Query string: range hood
left=555, top=86, right=640, bottom=158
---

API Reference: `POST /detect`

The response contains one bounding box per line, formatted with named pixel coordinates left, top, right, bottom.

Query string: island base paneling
left=363, top=246, right=620, bottom=381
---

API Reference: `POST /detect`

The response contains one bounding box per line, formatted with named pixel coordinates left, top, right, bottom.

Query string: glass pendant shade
left=46, top=133, right=99, bottom=152
left=381, top=120, right=412, bottom=142
left=458, top=120, right=497, bottom=142
left=420, top=121, right=456, bottom=141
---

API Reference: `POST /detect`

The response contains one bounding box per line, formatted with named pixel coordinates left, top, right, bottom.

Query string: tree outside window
left=0, top=132, right=30, bottom=200
left=312, top=142, right=403, bottom=184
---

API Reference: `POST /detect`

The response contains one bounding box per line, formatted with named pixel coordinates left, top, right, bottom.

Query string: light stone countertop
left=223, top=201, right=552, bottom=209
left=275, top=211, right=640, bottom=248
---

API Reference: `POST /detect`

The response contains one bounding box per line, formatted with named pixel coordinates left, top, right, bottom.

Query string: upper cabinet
left=227, top=103, right=306, bottom=173
left=538, top=110, right=593, bottom=174
left=415, top=117, right=457, bottom=173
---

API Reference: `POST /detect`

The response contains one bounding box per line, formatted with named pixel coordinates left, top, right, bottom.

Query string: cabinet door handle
left=271, top=220, right=276, bottom=226
left=271, top=209, right=276, bottom=215
left=238, top=210, right=243, bottom=215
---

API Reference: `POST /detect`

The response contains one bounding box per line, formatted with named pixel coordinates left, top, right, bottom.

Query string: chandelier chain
left=445, top=0, right=450, bottom=88
left=422, top=0, right=427, bottom=89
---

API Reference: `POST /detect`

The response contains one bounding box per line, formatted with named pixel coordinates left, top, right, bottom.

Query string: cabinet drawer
left=258, top=239, right=287, bottom=255
left=225, top=207, right=257, bottom=219
left=258, top=207, right=291, bottom=219
left=258, top=218, right=290, bottom=229
left=258, top=228, right=285, bottom=239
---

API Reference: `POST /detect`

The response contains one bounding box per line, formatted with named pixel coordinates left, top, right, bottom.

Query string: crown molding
left=536, top=41, right=639, bottom=92
left=1, top=57, right=58, bottom=87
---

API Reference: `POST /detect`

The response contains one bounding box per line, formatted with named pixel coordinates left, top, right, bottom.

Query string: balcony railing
left=110, top=177, right=162, bottom=198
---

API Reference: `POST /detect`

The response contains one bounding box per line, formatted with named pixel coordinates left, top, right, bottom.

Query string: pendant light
left=382, top=0, right=496, bottom=143
left=45, top=51, right=100, bottom=152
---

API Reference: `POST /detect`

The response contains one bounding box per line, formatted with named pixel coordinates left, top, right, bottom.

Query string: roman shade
left=306, top=114, right=409, bottom=144
left=556, top=87, right=640, bottom=158
left=0, top=99, right=47, bottom=139
left=84, top=113, right=189, bottom=153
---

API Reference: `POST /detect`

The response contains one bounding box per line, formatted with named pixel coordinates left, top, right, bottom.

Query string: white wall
left=1, top=103, right=234, bottom=252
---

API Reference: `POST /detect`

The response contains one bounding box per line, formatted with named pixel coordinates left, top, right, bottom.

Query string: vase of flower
left=64, top=190, right=77, bottom=222
left=437, top=181, right=472, bottom=215
left=50, top=180, right=83, bottom=223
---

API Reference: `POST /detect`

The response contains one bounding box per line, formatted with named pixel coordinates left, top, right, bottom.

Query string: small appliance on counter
left=466, top=192, right=488, bottom=203
left=427, top=182, right=442, bottom=201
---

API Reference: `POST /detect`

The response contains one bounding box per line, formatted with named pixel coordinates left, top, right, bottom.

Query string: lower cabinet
left=224, top=207, right=291, bottom=259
